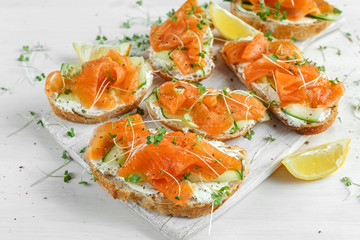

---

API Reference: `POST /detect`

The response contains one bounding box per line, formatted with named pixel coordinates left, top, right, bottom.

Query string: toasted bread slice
left=230, top=0, right=332, bottom=40
left=144, top=84, right=266, bottom=141
left=88, top=142, right=249, bottom=218
left=146, top=101, right=257, bottom=141
left=46, top=59, right=153, bottom=124
left=219, top=49, right=338, bottom=135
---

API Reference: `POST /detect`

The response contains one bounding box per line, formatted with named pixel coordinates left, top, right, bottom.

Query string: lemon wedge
left=282, top=139, right=351, bottom=180
left=209, top=1, right=259, bottom=40
left=73, top=42, right=131, bottom=62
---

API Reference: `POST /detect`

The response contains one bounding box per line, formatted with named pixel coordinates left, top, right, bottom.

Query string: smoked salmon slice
left=154, top=81, right=267, bottom=137
left=85, top=115, right=244, bottom=205
left=45, top=50, right=139, bottom=110
left=150, top=0, right=209, bottom=75
left=224, top=33, right=344, bottom=108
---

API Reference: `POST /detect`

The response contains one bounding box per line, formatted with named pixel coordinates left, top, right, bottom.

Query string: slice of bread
left=146, top=95, right=258, bottom=141
left=46, top=62, right=153, bottom=124
left=149, top=27, right=215, bottom=83
left=230, top=0, right=332, bottom=40
left=219, top=49, right=338, bottom=135
left=88, top=142, right=249, bottom=218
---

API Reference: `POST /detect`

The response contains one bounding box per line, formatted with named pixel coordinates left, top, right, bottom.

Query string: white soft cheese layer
left=90, top=139, right=245, bottom=204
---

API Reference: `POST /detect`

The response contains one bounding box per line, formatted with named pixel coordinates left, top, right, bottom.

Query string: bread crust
left=219, top=49, right=338, bottom=135
left=88, top=145, right=249, bottom=218
left=230, top=0, right=332, bottom=40
left=146, top=101, right=257, bottom=141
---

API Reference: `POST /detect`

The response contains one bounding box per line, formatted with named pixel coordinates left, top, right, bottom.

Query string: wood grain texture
left=1, top=0, right=360, bottom=240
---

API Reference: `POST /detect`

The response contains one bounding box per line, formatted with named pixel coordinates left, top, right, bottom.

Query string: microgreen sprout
left=146, top=126, right=166, bottom=146
left=30, top=151, right=72, bottom=187
left=125, top=173, right=141, bottom=183
left=79, top=146, right=88, bottom=154
left=211, top=186, right=230, bottom=206
left=251, top=134, right=276, bottom=163
left=63, top=170, right=73, bottom=182
left=265, top=30, right=273, bottom=41
left=341, top=177, right=360, bottom=200
left=318, top=45, right=327, bottom=61
left=354, top=99, right=360, bottom=120
left=244, top=129, right=255, bottom=140
left=66, top=128, right=75, bottom=137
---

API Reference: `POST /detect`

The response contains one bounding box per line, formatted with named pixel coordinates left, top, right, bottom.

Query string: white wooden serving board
left=40, top=13, right=349, bottom=240
left=41, top=46, right=310, bottom=239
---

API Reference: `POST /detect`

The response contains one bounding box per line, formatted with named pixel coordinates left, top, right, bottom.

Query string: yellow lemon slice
left=282, top=139, right=351, bottom=180
left=209, top=1, right=259, bottom=40
left=73, top=42, right=131, bottom=62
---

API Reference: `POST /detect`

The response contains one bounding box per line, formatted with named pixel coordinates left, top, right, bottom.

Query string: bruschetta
left=85, top=114, right=249, bottom=217
left=149, top=0, right=214, bottom=82
left=45, top=50, right=153, bottom=123
left=220, top=33, right=344, bottom=135
left=145, top=81, right=269, bottom=140
left=230, top=0, right=342, bottom=40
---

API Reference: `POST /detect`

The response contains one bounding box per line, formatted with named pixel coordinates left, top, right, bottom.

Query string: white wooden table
left=1, top=0, right=360, bottom=239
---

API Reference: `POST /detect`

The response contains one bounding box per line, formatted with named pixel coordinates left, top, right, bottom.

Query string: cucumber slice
left=307, top=8, right=342, bottom=21
left=258, top=111, right=271, bottom=122
left=187, top=170, right=243, bottom=182
left=60, top=63, right=82, bottom=78
left=130, top=56, right=147, bottom=90
left=144, top=87, right=159, bottom=102
left=235, top=120, right=252, bottom=129
left=102, top=141, right=127, bottom=167
left=154, top=50, right=173, bottom=62
left=213, top=170, right=243, bottom=182
left=282, top=104, right=326, bottom=123
left=161, top=108, right=199, bottom=129
left=241, top=0, right=253, bottom=11
left=57, top=92, right=79, bottom=102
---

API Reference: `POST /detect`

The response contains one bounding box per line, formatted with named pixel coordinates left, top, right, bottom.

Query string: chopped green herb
left=230, top=121, right=239, bottom=134
left=291, top=36, right=297, bottom=43
left=80, top=146, right=87, bottom=153
left=96, top=35, right=108, bottom=44
left=35, top=73, right=46, bottom=81
left=123, top=20, right=131, bottom=29
left=109, top=133, right=117, bottom=139
left=64, top=89, right=72, bottom=95
left=66, top=128, right=75, bottom=137
left=264, top=30, right=273, bottom=41
left=172, top=137, right=177, bottom=145
left=136, top=0, right=142, bottom=6
left=244, top=129, right=255, bottom=140
left=175, top=195, right=181, bottom=200
left=196, top=83, right=206, bottom=95
left=62, top=150, right=69, bottom=159
left=125, top=173, right=141, bottom=183
left=63, top=170, right=72, bottom=182
left=268, top=54, right=279, bottom=62
left=136, top=107, right=144, bottom=115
